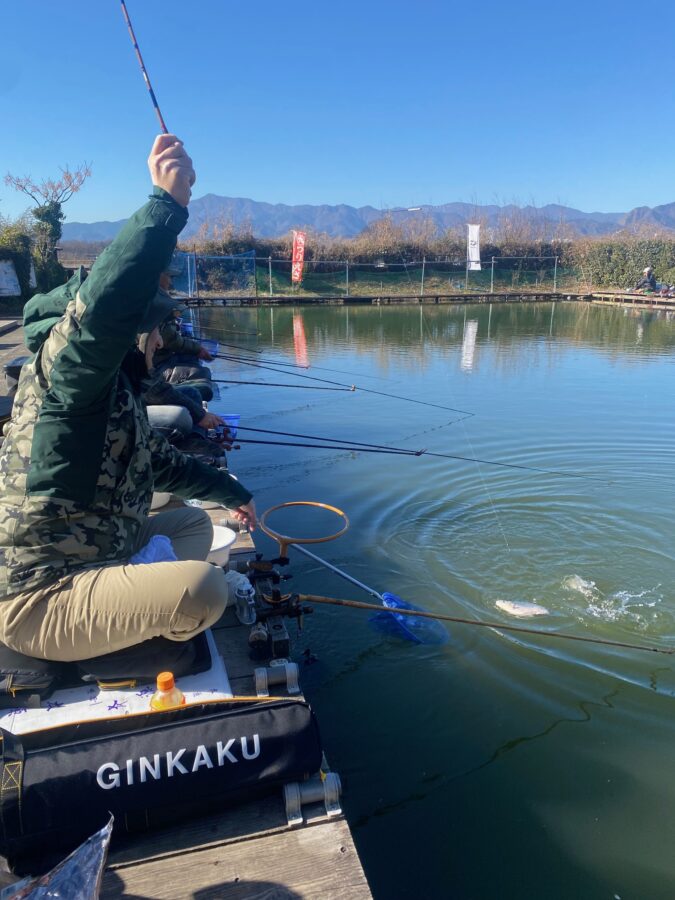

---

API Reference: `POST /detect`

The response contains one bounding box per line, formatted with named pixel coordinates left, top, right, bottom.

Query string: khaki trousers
left=0, top=507, right=227, bottom=661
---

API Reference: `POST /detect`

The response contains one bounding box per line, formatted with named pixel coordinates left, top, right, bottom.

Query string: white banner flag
left=467, top=224, right=481, bottom=271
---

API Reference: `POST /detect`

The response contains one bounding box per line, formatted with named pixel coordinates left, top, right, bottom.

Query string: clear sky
left=1, top=0, right=673, bottom=223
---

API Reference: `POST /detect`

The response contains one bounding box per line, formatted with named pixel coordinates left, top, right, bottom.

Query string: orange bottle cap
left=157, top=671, right=175, bottom=691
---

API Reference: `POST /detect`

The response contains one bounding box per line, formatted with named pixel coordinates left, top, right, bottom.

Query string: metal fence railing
left=171, top=253, right=581, bottom=299
left=58, top=248, right=584, bottom=299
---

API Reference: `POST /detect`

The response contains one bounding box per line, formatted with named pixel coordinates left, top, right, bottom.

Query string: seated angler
left=142, top=317, right=230, bottom=462
left=0, top=134, right=256, bottom=663
left=634, top=266, right=657, bottom=292
left=153, top=292, right=215, bottom=399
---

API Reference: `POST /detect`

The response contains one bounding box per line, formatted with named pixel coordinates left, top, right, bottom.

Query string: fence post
left=553, top=256, right=558, bottom=292
left=268, top=256, right=273, bottom=297
left=490, top=257, right=495, bottom=294
left=420, top=257, right=426, bottom=297
left=346, top=261, right=350, bottom=297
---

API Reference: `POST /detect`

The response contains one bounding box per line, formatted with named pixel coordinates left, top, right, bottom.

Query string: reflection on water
left=193, top=302, right=675, bottom=900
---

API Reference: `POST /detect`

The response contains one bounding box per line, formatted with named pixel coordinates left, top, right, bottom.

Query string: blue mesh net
left=369, top=592, right=449, bottom=645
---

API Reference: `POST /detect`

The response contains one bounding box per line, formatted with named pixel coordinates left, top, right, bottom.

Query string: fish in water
left=495, top=600, right=549, bottom=618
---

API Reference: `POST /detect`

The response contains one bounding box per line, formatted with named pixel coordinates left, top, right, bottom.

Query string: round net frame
left=260, top=501, right=349, bottom=557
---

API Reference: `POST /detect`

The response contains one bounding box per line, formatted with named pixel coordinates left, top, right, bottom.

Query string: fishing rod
left=236, top=437, right=422, bottom=455
left=119, top=0, right=168, bottom=133
left=215, top=352, right=386, bottom=381
left=232, top=430, right=607, bottom=480
left=209, top=343, right=264, bottom=355
left=238, top=424, right=433, bottom=453
left=290, top=546, right=672, bottom=656
left=212, top=378, right=355, bottom=392
left=299, top=593, right=674, bottom=656
left=215, top=354, right=474, bottom=415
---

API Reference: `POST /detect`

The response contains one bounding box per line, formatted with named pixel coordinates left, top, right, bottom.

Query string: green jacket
left=0, top=188, right=252, bottom=597
left=154, top=313, right=202, bottom=365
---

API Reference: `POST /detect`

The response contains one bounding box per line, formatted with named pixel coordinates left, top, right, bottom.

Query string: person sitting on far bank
left=635, top=266, right=657, bottom=292
left=0, top=134, right=256, bottom=663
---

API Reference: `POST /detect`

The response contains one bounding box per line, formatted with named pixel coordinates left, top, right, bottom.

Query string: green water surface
left=198, top=302, right=675, bottom=900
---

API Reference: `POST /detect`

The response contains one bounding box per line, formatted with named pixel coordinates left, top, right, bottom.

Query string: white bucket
left=207, top=525, right=237, bottom=566
left=150, top=492, right=171, bottom=510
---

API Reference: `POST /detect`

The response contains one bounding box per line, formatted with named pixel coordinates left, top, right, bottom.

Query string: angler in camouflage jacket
left=0, top=135, right=255, bottom=662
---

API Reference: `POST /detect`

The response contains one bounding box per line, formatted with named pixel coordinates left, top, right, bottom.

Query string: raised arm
left=40, top=136, right=195, bottom=411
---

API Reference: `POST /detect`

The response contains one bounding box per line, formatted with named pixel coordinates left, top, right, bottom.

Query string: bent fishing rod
left=299, top=593, right=673, bottom=656
left=289, top=546, right=671, bottom=656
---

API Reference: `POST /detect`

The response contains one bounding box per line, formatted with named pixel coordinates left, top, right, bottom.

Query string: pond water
left=196, top=302, right=675, bottom=899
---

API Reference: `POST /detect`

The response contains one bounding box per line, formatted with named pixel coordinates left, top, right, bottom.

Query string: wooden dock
left=590, top=290, right=675, bottom=311
left=203, top=290, right=591, bottom=307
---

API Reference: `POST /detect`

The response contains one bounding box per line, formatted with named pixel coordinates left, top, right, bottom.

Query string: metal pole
left=193, top=247, right=199, bottom=303
left=490, top=257, right=495, bottom=294
left=465, top=258, right=469, bottom=291
left=420, top=256, right=426, bottom=297
left=346, top=261, right=349, bottom=297
left=553, top=255, right=558, bottom=292
left=291, top=544, right=383, bottom=601
left=268, top=256, right=273, bottom=297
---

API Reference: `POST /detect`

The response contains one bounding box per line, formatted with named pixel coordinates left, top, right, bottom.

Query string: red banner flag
left=291, top=230, right=306, bottom=284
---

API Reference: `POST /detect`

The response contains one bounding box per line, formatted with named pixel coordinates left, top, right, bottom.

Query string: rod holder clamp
left=283, top=772, right=342, bottom=826
left=254, top=658, right=300, bottom=697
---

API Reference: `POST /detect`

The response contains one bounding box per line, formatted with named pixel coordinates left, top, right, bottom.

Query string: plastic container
left=206, top=525, right=237, bottom=566
left=150, top=671, right=186, bottom=710
left=200, top=339, right=219, bottom=356
left=150, top=491, right=171, bottom=510
left=234, top=579, right=256, bottom=625
left=220, top=414, right=240, bottom=440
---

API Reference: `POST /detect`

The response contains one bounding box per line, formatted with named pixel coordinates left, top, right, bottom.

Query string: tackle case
left=0, top=695, right=322, bottom=862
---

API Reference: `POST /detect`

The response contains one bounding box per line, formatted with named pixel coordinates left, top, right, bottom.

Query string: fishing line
left=419, top=303, right=512, bottom=549
left=216, top=354, right=475, bottom=415
left=214, top=352, right=387, bottom=381
left=119, top=0, right=168, bottom=133
left=212, top=379, right=354, bottom=392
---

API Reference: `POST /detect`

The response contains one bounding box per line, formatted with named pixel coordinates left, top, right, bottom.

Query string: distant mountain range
left=61, top=195, right=675, bottom=242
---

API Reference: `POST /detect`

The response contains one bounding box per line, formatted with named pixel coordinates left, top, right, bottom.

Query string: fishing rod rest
left=254, top=659, right=300, bottom=698
left=284, top=772, right=342, bottom=826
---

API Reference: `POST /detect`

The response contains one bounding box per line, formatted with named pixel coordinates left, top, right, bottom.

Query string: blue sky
left=1, top=0, right=673, bottom=223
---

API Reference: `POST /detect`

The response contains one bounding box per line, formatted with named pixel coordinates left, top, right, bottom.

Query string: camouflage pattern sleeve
left=149, top=430, right=253, bottom=508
